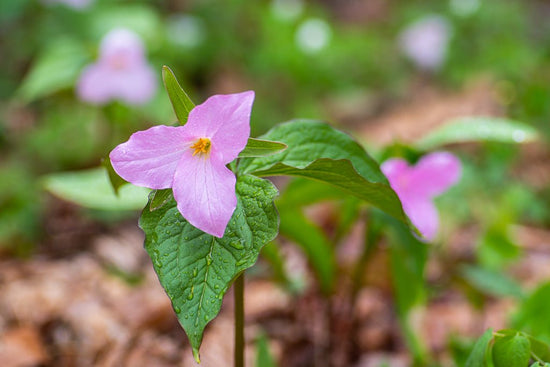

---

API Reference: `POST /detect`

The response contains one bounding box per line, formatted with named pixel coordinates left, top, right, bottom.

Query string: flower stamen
left=191, top=138, right=211, bottom=157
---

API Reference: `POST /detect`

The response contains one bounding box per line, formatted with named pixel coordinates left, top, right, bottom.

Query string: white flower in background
left=271, top=0, right=304, bottom=21
left=449, top=0, right=481, bottom=17
left=42, top=0, right=93, bottom=10
left=167, top=15, right=206, bottom=48
left=399, top=15, right=452, bottom=71
left=295, top=18, right=332, bottom=54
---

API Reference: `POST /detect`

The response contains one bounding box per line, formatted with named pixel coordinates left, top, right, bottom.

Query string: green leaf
left=17, top=38, right=88, bottom=102
left=277, top=204, right=335, bottom=294
left=42, top=168, right=149, bottom=211
left=528, top=335, right=550, bottom=362
left=388, top=221, right=428, bottom=315
left=492, top=332, right=531, bottom=367
left=255, top=332, right=278, bottom=367
left=277, top=178, right=348, bottom=207
left=149, top=189, right=173, bottom=211
left=466, top=329, right=494, bottom=367
left=101, top=158, right=128, bottom=195
left=515, top=283, right=550, bottom=340
left=417, top=117, right=539, bottom=149
left=259, top=159, right=408, bottom=228
left=238, top=138, right=287, bottom=158
left=238, top=120, right=408, bottom=226
left=239, top=120, right=386, bottom=180
left=162, top=65, right=195, bottom=125
left=140, top=175, right=278, bottom=356
left=460, top=265, right=525, bottom=299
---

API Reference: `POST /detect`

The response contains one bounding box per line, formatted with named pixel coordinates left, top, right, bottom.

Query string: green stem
left=234, top=273, right=245, bottom=367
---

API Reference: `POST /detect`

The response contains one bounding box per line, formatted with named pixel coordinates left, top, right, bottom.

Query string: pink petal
left=172, top=151, right=237, bottom=238
left=113, top=64, right=158, bottom=105
left=99, top=28, right=145, bottom=64
left=110, top=125, right=192, bottom=189
left=77, top=64, right=157, bottom=105
left=381, top=158, right=410, bottom=185
left=411, top=151, right=461, bottom=197
left=402, top=198, right=439, bottom=241
left=77, top=64, right=114, bottom=104
left=185, top=91, right=254, bottom=164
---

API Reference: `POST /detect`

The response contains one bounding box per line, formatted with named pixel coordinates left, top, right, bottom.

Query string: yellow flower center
left=190, top=138, right=211, bottom=157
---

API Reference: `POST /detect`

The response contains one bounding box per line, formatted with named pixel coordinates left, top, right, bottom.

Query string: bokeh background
left=1, top=0, right=550, bottom=366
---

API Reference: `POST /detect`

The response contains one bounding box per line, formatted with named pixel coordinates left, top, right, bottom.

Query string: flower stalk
left=234, top=273, right=245, bottom=367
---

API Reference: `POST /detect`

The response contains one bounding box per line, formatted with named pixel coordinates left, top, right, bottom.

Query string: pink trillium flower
left=77, top=28, right=157, bottom=105
left=381, top=152, right=461, bottom=241
left=110, top=91, right=255, bottom=238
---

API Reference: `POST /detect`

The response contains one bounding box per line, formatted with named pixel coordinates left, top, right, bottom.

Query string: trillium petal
left=402, top=198, right=439, bottom=241
left=77, top=64, right=114, bottom=104
left=411, top=151, right=461, bottom=197
left=110, top=125, right=191, bottom=189
left=99, top=28, right=145, bottom=64
left=381, top=158, right=410, bottom=185
left=185, top=91, right=254, bottom=164
left=113, top=65, right=157, bottom=105
left=172, top=152, right=237, bottom=238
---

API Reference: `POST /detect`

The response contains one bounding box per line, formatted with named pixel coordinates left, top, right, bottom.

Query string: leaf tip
left=192, top=348, right=201, bottom=364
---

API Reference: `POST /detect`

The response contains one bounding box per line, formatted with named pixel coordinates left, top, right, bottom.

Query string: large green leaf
left=238, top=138, right=287, bottom=158
left=465, top=329, right=493, bottom=367
left=255, top=158, right=406, bottom=226
left=514, top=283, right=550, bottom=341
left=528, top=335, right=550, bottom=362
left=162, top=65, right=195, bottom=125
left=42, top=168, right=149, bottom=211
left=492, top=332, right=531, bottom=367
left=417, top=117, right=538, bottom=149
left=239, top=120, right=386, bottom=180
left=277, top=178, right=348, bottom=207
left=238, top=120, right=408, bottom=225
left=17, top=38, right=88, bottom=102
left=140, top=175, right=278, bottom=359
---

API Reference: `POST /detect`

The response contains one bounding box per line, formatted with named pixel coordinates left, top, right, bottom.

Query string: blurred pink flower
left=381, top=152, right=461, bottom=240
left=42, top=0, right=93, bottom=10
left=110, top=91, right=255, bottom=237
left=399, top=15, right=451, bottom=71
left=77, top=28, right=157, bottom=105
